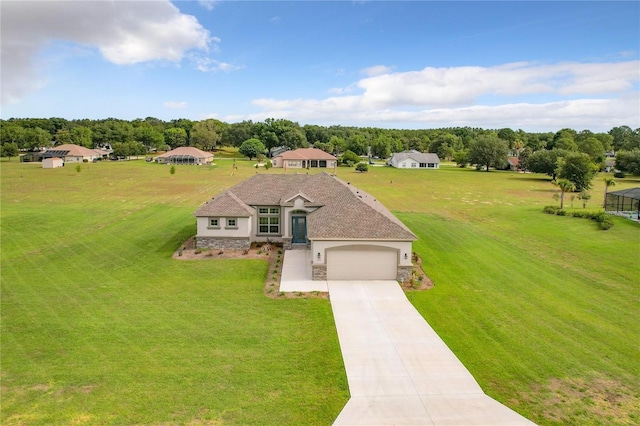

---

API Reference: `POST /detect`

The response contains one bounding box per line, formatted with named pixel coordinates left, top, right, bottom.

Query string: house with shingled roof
left=271, top=148, right=337, bottom=169
left=194, top=173, right=416, bottom=281
left=42, top=144, right=103, bottom=163
left=155, top=147, right=213, bottom=165
left=388, top=150, right=440, bottom=169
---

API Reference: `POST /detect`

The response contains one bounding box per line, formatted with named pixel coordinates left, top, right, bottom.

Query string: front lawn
left=1, top=160, right=638, bottom=425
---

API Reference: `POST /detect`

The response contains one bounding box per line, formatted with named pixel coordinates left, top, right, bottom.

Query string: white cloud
left=238, top=60, right=640, bottom=131
left=361, top=64, right=393, bottom=77
left=164, top=101, right=188, bottom=109
left=198, top=1, right=219, bottom=11
left=354, top=61, right=640, bottom=109
left=189, top=54, right=244, bottom=72
left=0, top=0, right=219, bottom=104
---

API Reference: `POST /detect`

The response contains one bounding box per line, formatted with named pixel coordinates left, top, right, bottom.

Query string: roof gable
left=195, top=173, right=416, bottom=241
left=194, top=191, right=254, bottom=217
left=46, top=144, right=98, bottom=157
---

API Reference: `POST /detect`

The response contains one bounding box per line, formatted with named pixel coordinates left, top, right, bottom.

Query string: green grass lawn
left=2, top=160, right=639, bottom=425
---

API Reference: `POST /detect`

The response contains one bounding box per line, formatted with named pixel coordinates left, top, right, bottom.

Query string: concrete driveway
left=278, top=252, right=534, bottom=424
left=328, top=280, right=535, bottom=426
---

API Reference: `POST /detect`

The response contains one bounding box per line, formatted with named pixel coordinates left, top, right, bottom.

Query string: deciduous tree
left=523, top=149, right=568, bottom=180
left=468, top=135, right=508, bottom=171
left=615, top=150, right=640, bottom=175
left=556, top=152, right=598, bottom=192
left=239, top=138, right=265, bottom=160
left=190, top=119, right=225, bottom=150
left=0, top=142, right=19, bottom=160
left=164, top=127, right=188, bottom=149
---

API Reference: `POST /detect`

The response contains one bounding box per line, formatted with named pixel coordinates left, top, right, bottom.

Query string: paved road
left=328, top=280, right=535, bottom=426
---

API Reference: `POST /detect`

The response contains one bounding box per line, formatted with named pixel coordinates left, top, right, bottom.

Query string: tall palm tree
left=554, top=179, right=575, bottom=209
left=603, top=178, right=616, bottom=208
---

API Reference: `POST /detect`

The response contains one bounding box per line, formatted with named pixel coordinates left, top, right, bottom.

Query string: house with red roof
left=194, top=173, right=416, bottom=281
left=271, top=148, right=337, bottom=169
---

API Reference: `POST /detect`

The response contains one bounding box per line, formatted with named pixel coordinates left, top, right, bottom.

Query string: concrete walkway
left=279, top=250, right=328, bottom=292
left=329, top=281, right=534, bottom=425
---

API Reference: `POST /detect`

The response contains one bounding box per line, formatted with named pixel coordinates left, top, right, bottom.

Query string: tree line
left=1, top=117, right=639, bottom=180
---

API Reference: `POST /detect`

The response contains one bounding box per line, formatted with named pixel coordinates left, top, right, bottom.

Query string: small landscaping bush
left=355, top=163, right=369, bottom=172
left=613, top=171, right=626, bottom=178
left=543, top=206, right=614, bottom=230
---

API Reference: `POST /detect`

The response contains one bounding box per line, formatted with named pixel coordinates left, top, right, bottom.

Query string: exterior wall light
left=404, top=253, right=408, bottom=260
left=317, top=252, right=321, bottom=260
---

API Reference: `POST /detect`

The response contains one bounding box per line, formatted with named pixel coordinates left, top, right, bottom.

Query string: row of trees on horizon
left=1, top=117, right=639, bottom=180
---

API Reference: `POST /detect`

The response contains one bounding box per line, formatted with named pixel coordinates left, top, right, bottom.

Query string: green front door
left=292, top=216, right=307, bottom=244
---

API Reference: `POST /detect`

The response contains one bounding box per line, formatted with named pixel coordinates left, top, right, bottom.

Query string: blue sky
left=1, top=1, right=639, bottom=132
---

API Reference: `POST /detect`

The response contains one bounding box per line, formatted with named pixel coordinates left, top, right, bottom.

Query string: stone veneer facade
left=312, top=264, right=327, bottom=280
left=196, top=236, right=250, bottom=250
left=396, top=265, right=413, bottom=283
left=312, top=264, right=413, bottom=282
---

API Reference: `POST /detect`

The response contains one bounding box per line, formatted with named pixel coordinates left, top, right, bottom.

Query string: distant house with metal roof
left=388, top=150, right=440, bottom=169
left=194, top=173, right=416, bottom=281
left=155, top=147, right=213, bottom=165
left=271, top=148, right=337, bottom=169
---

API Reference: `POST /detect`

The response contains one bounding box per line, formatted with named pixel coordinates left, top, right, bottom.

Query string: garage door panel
left=327, top=246, right=398, bottom=280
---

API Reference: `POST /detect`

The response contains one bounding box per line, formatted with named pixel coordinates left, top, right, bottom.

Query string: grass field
left=1, top=159, right=639, bottom=425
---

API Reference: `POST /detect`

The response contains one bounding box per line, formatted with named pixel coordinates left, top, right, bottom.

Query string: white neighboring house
left=388, top=150, right=440, bottom=169
left=194, top=173, right=417, bottom=282
left=43, top=144, right=103, bottom=163
left=42, top=157, right=64, bottom=168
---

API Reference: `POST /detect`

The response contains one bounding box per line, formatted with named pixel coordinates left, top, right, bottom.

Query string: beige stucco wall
left=310, top=240, right=413, bottom=267
left=282, top=198, right=318, bottom=238
left=196, top=216, right=252, bottom=238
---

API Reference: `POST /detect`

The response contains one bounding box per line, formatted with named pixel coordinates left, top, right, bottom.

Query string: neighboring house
left=194, top=173, right=417, bottom=281
left=271, top=148, right=337, bottom=169
left=605, top=158, right=616, bottom=173
left=155, top=147, right=213, bottom=165
left=43, top=144, right=102, bottom=163
left=42, top=157, right=63, bottom=168
left=507, top=157, right=520, bottom=171
left=388, top=150, right=440, bottom=169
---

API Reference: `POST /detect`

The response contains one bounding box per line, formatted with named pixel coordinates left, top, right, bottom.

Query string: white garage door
left=326, top=246, right=398, bottom=280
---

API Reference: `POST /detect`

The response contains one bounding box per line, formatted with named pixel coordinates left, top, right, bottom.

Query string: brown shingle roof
left=194, top=191, right=254, bottom=217
left=195, top=173, right=416, bottom=241
left=47, top=144, right=99, bottom=157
